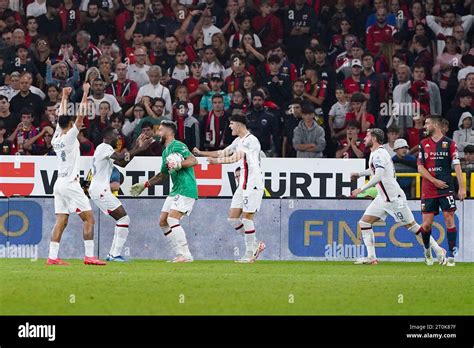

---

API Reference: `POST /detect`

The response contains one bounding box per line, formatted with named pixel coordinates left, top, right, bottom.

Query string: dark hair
left=252, top=91, right=265, bottom=100
left=110, top=114, right=124, bottom=124
left=368, top=128, right=385, bottom=143
left=211, top=94, right=224, bottom=101
left=387, top=124, right=400, bottom=134
left=351, top=92, right=366, bottom=103
left=362, top=52, right=374, bottom=60
left=88, top=0, right=101, bottom=7
left=464, top=144, right=474, bottom=154
left=102, top=126, right=115, bottom=139
left=457, top=88, right=473, bottom=99
left=160, top=120, right=176, bottom=134
left=346, top=120, right=360, bottom=129
left=58, top=115, right=72, bottom=129
left=132, top=0, right=145, bottom=6
left=20, top=107, right=34, bottom=116
left=413, top=34, right=429, bottom=48
left=301, top=101, right=315, bottom=114
left=313, top=44, right=327, bottom=53
left=229, top=113, right=247, bottom=126
left=267, top=54, right=281, bottom=64
left=26, top=16, right=37, bottom=22
left=412, top=63, right=425, bottom=72
left=0, top=95, right=8, bottom=102
left=153, top=97, right=166, bottom=106
left=141, top=120, right=154, bottom=130
left=46, top=0, right=61, bottom=9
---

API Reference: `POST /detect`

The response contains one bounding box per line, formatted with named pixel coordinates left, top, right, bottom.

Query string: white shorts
left=364, top=195, right=415, bottom=225
left=90, top=188, right=122, bottom=215
left=161, top=195, right=195, bottom=216
left=54, top=179, right=91, bottom=215
left=230, top=186, right=264, bottom=213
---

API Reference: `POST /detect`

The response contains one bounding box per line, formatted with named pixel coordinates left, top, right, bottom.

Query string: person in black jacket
left=261, top=54, right=292, bottom=108
left=246, top=91, right=281, bottom=156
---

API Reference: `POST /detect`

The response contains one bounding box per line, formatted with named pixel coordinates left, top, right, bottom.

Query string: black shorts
left=421, top=195, right=457, bottom=215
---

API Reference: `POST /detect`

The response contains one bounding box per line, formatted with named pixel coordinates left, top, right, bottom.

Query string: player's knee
left=167, top=216, right=180, bottom=228
left=358, top=220, right=372, bottom=230
left=227, top=218, right=242, bottom=228
left=117, top=215, right=130, bottom=226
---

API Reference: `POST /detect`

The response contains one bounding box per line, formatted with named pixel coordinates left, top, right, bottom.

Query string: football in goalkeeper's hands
left=166, top=152, right=184, bottom=172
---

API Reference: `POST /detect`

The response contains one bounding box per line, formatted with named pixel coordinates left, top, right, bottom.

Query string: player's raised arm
left=75, top=83, right=91, bottom=129
left=58, top=87, right=72, bottom=117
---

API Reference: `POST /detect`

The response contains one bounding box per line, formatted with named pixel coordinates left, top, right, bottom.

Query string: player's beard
left=366, top=140, right=373, bottom=148
left=160, top=135, right=167, bottom=147
left=424, top=128, right=433, bottom=137
left=111, top=139, right=118, bottom=148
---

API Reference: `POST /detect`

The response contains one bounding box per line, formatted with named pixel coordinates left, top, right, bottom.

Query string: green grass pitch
left=1, top=259, right=473, bottom=315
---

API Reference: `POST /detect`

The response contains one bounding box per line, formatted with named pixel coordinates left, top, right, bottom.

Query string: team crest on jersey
left=421, top=203, right=425, bottom=211
left=442, top=142, right=448, bottom=148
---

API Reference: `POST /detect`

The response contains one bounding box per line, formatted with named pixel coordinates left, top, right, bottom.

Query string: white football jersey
left=52, top=124, right=81, bottom=182
left=89, top=143, right=115, bottom=193
left=226, top=132, right=264, bottom=190
left=369, top=146, right=404, bottom=202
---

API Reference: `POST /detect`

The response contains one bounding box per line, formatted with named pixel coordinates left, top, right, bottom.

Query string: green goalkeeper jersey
left=161, top=139, right=198, bottom=199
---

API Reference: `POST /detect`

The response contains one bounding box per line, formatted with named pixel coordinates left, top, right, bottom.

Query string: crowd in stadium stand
left=0, top=0, right=473, bottom=187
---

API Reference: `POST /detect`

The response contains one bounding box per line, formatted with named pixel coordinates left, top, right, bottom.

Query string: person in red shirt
left=106, top=63, right=138, bottom=113
left=302, top=64, right=326, bottom=109
left=345, top=92, right=375, bottom=139
left=183, top=61, right=210, bottom=114
left=406, top=112, right=427, bottom=155
left=224, top=54, right=250, bottom=96
left=335, top=120, right=366, bottom=158
left=251, top=0, right=283, bottom=47
left=417, top=115, right=466, bottom=266
left=343, top=59, right=372, bottom=100
left=366, top=7, right=396, bottom=55
left=115, top=0, right=134, bottom=47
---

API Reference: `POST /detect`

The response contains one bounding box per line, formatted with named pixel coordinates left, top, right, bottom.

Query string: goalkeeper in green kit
left=131, top=120, right=199, bottom=262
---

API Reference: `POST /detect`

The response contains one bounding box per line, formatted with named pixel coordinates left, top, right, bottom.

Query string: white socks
left=242, top=218, right=257, bottom=254
left=161, top=224, right=178, bottom=254
left=48, top=242, right=60, bottom=259
left=359, top=221, right=376, bottom=259
left=110, top=215, right=130, bottom=257
left=84, top=240, right=94, bottom=257
left=228, top=218, right=245, bottom=234
left=167, top=217, right=192, bottom=258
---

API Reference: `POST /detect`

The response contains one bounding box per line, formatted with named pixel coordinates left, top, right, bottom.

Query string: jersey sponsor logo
left=0, top=162, right=35, bottom=197
left=442, top=141, right=448, bottom=148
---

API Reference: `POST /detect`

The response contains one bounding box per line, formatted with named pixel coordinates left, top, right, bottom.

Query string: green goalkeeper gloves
left=130, top=181, right=149, bottom=197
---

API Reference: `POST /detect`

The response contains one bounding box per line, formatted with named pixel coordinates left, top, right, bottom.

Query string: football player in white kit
left=351, top=128, right=446, bottom=265
left=89, top=127, right=152, bottom=262
left=193, top=114, right=266, bottom=263
left=47, top=84, right=106, bottom=266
